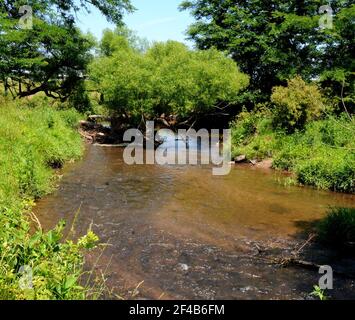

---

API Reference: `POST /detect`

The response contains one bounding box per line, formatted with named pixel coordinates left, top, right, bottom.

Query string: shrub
left=271, top=76, right=325, bottom=132
left=317, top=207, right=355, bottom=249
left=231, top=108, right=275, bottom=160
left=231, top=110, right=260, bottom=146
left=272, top=134, right=309, bottom=171
left=276, top=117, right=355, bottom=192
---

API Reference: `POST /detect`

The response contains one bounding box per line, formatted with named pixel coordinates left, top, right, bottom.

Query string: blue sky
left=76, top=0, right=194, bottom=45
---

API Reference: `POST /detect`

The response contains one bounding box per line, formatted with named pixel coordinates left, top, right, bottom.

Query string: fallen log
left=93, top=143, right=129, bottom=148
left=87, top=115, right=111, bottom=123
left=78, top=128, right=94, bottom=142
left=247, top=235, right=355, bottom=280
left=79, top=120, right=97, bottom=130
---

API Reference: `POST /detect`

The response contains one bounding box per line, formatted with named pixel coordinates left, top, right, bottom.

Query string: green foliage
left=0, top=202, right=99, bottom=300
left=0, top=98, right=83, bottom=203
left=68, top=81, right=92, bottom=114
left=78, top=230, right=100, bottom=250
left=90, top=33, right=249, bottom=123
left=317, top=208, right=355, bottom=249
left=319, top=4, right=355, bottom=110
left=231, top=111, right=355, bottom=193
left=0, top=97, right=102, bottom=300
left=100, top=27, right=150, bottom=56
left=271, top=76, right=325, bottom=132
left=296, top=154, right=354, bottom=193
left=311, top=285, right=328, bottom=301
left=274, top=116, right=355, bottom=193
left=180, top=1, right=355, bottom=105
left=0, top=0, right=133, bottom=100
left=231, top=108, right=276, bottom=160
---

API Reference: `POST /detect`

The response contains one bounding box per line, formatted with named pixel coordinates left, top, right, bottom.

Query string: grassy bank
left=0, top=97, right=99, bottom=300
left=317, top=207, right=355, bottom=250
left=231, top=111, right=355, bottom=193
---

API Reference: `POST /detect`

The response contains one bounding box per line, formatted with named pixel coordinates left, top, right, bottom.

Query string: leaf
left=64, top=275, right=78, bottom=290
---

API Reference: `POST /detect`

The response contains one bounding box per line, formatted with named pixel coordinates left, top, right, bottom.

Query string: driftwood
left=78, top=128, right=94, bottom=142
left=80, top=120, right=97, bottom=130
left=271, top=235, right=321, bottom=271
left=93, top=143, right=129, bottom=148
left=87, top=115, right=111, bottom=123
left=79, top=117, right=122, bottom=144
left=249, top=234, right=355, bottom=280
left=279, top=257, right=355, bottom=279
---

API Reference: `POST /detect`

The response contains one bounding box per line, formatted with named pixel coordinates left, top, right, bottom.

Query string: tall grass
left=0, top=97, right=100, bottom=300
left=0, top=97, right=83, bottom=206
left=317, top=207, right=355, bottom=249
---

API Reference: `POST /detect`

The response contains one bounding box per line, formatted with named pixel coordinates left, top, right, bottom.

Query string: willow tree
left=0, top=0, right=134, bottom=100
left=90, top=33, right=249, bottom=126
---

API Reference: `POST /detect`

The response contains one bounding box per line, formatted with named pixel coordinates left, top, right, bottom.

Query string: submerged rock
left=235, top=155, right=247, bottom=163
left=178, top=263, right=190, bottom=272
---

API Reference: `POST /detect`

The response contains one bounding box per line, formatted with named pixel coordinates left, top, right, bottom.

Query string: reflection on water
left=34, top=141, right=355, bottom=299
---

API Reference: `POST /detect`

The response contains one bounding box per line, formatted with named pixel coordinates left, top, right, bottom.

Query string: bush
left=271, top=76, right=325, bottom=132
left=231, top=108, right=276, bottom=160
left=317, top=208, right=355, bottom=249
left=231, top=110, right=260, bottom=146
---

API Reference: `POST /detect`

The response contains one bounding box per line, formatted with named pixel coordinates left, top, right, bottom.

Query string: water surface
left=35, top=142, right=355, bottom=299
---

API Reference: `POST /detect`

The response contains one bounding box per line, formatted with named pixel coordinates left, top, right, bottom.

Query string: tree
left=0, top=0, right=134, bottom=100
left=319, top=4, right=355, bottom=112
left=100, top=27, right=150, bottom=56
left=180, top=0, right=354, bottom=107
left=90, top=34, right=249, bottom=126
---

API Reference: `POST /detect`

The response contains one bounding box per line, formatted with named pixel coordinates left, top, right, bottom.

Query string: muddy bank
left=34, top=144, right=355, bottom=300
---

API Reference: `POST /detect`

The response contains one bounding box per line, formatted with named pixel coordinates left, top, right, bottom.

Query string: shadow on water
left=34, top=138, right=355, bottom=300
left=287, top=218, right=355, bottom=300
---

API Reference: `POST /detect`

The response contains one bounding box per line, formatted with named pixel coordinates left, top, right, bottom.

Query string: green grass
left=317, top=207, right=355, bottom=249
left=0, top=97, right=101, bottom=300
left=231, top=111, right=355, bottom=193
left=0, top=97, right=83, bottom=204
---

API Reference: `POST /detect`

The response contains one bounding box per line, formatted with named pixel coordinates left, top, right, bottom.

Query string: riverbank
left=0, top=97, right=98, bottom=300
left=231, top=111, right=355, bottom=194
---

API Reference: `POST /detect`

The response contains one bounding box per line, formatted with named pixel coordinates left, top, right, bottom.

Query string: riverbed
left=34, top=141, right=355, bottom=300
